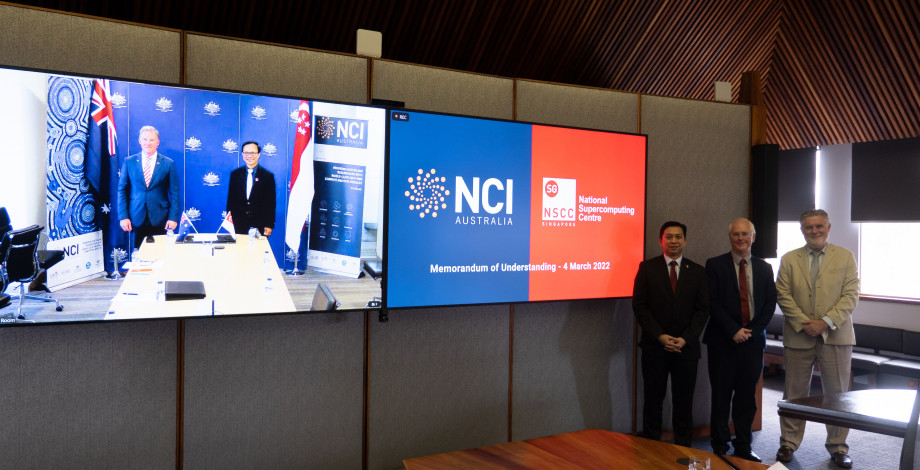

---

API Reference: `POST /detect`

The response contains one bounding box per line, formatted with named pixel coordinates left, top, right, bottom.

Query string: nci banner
left=386, top=111, right=646, bottom=308
left=306, top=102, right=385, bottom=278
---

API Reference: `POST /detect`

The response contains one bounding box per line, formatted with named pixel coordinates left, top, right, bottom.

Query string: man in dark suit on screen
left=117, top=125, right=180, bottom=249
left=632, top=220, right=709, bottom=447
left=226, top=141, right=276, bottom=236
left=703, top=218, right=776, bottom=462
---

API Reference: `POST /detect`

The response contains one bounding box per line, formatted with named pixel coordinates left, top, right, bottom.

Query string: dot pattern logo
left=405, top=168, right=449, bottom=218
left=318, top=116, right=334, bottom=139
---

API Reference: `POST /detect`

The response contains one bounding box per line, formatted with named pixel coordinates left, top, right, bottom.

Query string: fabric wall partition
left=639, top=94, right=751, bottom=432
left=0, top=5, right=752, bottom=469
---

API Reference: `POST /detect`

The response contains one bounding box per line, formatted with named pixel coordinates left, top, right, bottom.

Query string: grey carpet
left=689, top=372, right=904, bottom=469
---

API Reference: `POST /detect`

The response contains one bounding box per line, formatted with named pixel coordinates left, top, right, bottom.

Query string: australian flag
left=86, top=78, right=129, bottom=275
left=176, top=211, right=197, bottom=242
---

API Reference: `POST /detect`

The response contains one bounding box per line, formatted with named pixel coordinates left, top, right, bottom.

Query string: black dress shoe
left=831, top=451, right=853, bottom=469
left=711, top=443, right=729, bottom=456
left=731, top=450, right=762, bottom=462
left=775, top=446, right=794, bottom=463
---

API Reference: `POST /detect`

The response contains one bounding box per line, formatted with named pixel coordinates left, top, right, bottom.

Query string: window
left=766, top=222, right=808, bottom=277
left=859, top=223, right=920, bottom=299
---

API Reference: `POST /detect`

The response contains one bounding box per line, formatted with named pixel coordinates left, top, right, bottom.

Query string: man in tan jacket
left=774, top=209, right=859, bottom=469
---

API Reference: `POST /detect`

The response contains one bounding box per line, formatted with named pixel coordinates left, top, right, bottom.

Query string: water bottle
left=156, top=280, right=165, bottom=301
left=263, top=250, right=271, bottom=265
left=248, top=227, right=259, bottom=245
left=166, top=228, right=175, bottom=244
left=264, top=277, right=273, bottom=293
left=131, top=248, right=139, bottom=263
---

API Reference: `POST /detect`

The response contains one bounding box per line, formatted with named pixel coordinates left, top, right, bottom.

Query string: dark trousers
left=707, top=344, right=763, bottom=453
left=641, top=348, right=699, bottom=447
left=295, top=222, right=310, bottom=271
left=132, top=217, right=165, bottom=249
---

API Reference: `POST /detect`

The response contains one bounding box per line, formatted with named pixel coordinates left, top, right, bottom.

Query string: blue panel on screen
left=310, top=161, right=366, bottom=255
left=387, top=112, right=532, bottom=308
left=184, top=89, right=240, bottom=230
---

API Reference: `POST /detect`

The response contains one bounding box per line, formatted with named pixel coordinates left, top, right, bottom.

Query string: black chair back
left=0, top=207, right=11, bottom=240
left=3, top=225, right=43, bottom=283
left=0, top=207, right=9, bottom=295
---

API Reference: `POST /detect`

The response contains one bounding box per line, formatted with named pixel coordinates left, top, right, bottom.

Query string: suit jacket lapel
left=793, top=247, right=812, bottom=290
left=149, top=154, right=163, bottom=187
left=253, top=166, right=263, bottom=193
left=133, top=156, right=146, bottom=188
left=656, top=256, right=674, bottom=296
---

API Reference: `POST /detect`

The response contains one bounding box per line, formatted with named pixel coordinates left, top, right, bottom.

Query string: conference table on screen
left=777, top=388, right=917, bottom=438
left=105, top=235, right=295, bottom=320
left=402, top=428, right=769, bottom=470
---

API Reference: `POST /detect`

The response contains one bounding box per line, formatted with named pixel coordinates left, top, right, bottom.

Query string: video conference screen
left=385, top=110, right=647, bottom=308
left=0, top=65, right=385, bottom=325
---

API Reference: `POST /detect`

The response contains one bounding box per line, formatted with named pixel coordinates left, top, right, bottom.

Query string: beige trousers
left=779, top=339, right=852, bottom=454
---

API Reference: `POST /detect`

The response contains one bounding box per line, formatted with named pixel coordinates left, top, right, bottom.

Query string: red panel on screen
left=528, top=126, right=646, bottom=301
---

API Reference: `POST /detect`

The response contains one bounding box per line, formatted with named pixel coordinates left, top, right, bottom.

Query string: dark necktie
left=669, top=260, right=677, bottom=293
left=739, top=259, right=751, bottom=326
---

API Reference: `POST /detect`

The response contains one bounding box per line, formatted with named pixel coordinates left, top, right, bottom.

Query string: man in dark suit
left=703, top=218, right=776, bottom=462
left=117, top=126, right=180, bottom=249
left=633, top=220, right=709, bottom=447
left=226, top=141, right=276, bottom=236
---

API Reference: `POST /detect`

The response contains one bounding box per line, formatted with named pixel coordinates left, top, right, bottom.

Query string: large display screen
left=0, top=65, right=385, bottom=325
left=385, top=110, right=646, bottom=308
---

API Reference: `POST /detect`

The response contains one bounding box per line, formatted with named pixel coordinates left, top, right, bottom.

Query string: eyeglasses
left=242, top=151, right=259, bottom=156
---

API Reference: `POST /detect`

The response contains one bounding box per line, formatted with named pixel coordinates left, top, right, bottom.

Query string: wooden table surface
left=403, top=428, right=769, bottom=469
left=778, top=388, right=917, bottom=438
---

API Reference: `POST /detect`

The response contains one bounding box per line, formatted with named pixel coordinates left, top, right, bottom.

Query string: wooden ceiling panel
left=5, top=0, right=918, bottom=149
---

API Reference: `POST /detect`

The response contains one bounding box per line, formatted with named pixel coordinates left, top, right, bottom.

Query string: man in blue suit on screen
left=117, top=125, right=180, bottom=249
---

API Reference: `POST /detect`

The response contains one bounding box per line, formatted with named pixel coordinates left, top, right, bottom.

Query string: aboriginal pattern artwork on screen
left=46, top=77, right=95, bottom=239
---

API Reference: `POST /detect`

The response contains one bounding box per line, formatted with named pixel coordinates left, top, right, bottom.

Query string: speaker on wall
left=751, top=144, right=779, bottom=259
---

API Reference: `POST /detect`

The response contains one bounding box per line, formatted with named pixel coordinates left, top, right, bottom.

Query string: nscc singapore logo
left=542, top=177, right=576, bottom=225
left=404, top=168, right=449, bottom=219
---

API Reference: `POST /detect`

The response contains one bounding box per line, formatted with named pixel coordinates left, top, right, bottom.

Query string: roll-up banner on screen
left=307, top=102, right=385, bottom=278
left=386, top=111, right=647, bottom=309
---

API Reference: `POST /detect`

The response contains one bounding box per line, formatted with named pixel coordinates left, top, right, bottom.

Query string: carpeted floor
left=689, top=372, right=905, bottom=469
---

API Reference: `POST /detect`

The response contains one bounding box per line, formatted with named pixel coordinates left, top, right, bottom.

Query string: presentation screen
left=385, top=110, right=646, bottom=309
left=0, top=65, right=385, bottom=325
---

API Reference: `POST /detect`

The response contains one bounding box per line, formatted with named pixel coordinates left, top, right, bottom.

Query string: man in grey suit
left=775, top=209, right=859, bottom=469
left=117, top=126, right=180, bottom=249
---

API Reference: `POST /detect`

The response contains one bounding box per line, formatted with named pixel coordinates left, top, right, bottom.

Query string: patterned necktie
left=669, top=260, right=678, bottom=293
left=143, top=155, right=154, bottom=187
left=738, top=259, right=751, bottom=326
left=246, top=168, right=254, bottom=199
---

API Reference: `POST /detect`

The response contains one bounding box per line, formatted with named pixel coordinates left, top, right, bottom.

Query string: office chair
left=310, top=283, right=340, bottom=311
left=0, top=207, right=10, bottom=309
left=900, top=390, right=920, bottom=470
left=0, top=224, right=64, bottom=321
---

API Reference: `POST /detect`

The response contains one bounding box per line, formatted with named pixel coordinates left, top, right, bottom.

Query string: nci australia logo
left=314, top=115, right=369, bottom=149
left=405, top=168, right=513, bottom=226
